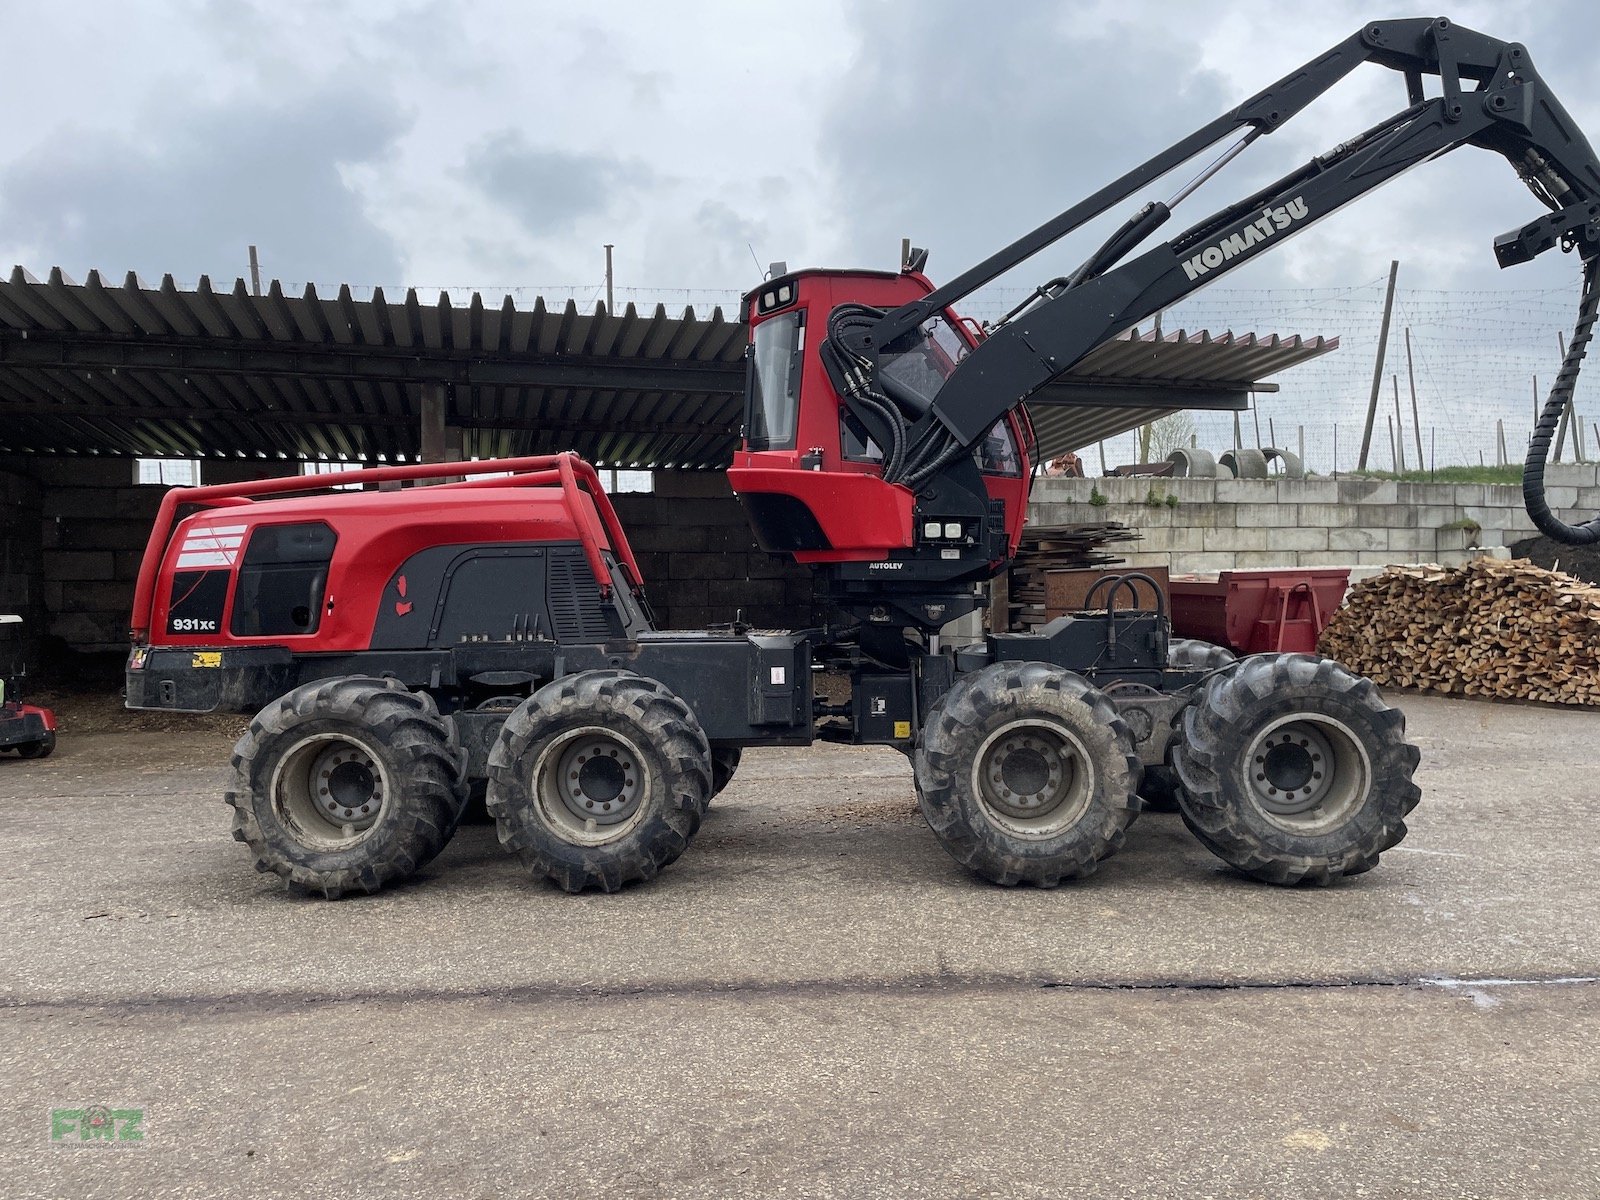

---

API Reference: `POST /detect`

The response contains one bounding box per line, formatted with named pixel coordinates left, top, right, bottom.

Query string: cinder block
left=1541, top=485, right=1580, bottom=510
left=1451, top=484, right=1490, bottom=507
left=710, top=578, right=782, bottom=607
left=1171, top=552, right=1241, bottom=573
left=666, top=579, right=710, bottom=608
left=652, top=470, right=733, bottom=499
left=1277, top=479, right=1339, bottom=504
left=1544, top=464, right=1598, bottom=488
left=43, top=550, right=116, bottom=581
left=706, top=524, right=756, bottom=552
left=1157, top=478, right=1218, bottom=503
left=1296, top=551, right=1362, bottom=567
left=1293, top=503, right=1354, bottom=528
left=1386, top=527, right=1437, bottom=551
left=627, top=524, right=708, bottom=553
left=1232, top=551, right=1300, bottom=568
left=1267, top=527, right=1330, bottom=551
left=1366, top=504, right=1419, bottom=529
left=1355, top=550, right=1415, bottom=565
left=1214, top=479, right=1276, bottom=502
left=1157, top=527, right=1208, bottom=552
left=1337, top=479, right=1398, bottom=504
left=1203, top=527, right=1269, bottom=551
left=1328, top=527, right=1386, bottom=552
left=1231, top=503, right=1292, bottom=528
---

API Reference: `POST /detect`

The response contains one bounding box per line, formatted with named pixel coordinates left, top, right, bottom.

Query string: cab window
left=974, top=418, right=1022, bottom=476
left=230, top=522, right=336, bottom=637
left=746, top=311, right=805, bottom=450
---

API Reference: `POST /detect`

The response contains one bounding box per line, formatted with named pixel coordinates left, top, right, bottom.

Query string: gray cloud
left=819, top=1, right=1236, bottom=286
left=0, top=82, right=407, bottom=287
left=463, top=132, right=653, bottom=238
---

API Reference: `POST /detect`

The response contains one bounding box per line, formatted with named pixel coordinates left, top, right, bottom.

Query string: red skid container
left=1168, top=569, right=1351, bottom=655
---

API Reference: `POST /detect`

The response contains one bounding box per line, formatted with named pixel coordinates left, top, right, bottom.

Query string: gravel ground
left=1, top=690, right=1597, bottom=1198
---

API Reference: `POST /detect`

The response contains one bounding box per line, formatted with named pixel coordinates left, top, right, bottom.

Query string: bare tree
left=1138, top=412, right=1196, bottom=463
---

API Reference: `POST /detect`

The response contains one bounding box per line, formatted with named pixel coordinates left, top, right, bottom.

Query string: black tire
left=1142, top=639, right=1239, bottom=813
left=487, top=670, right=712, bottom=893
left=1168, top=637, right=1238, bottom=672
left=914, top=661, right=1142, bottom=886
left=226, top=677, right=469, bottom=899
left=16, top=730, right=55, bottom=759
left=711, top=746, right=742, bottom=798
left=1173, top=653, right=1421, bottom=886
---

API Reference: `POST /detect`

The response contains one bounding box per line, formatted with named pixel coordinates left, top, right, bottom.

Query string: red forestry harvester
left=128, top=19, right=1600, bottom=895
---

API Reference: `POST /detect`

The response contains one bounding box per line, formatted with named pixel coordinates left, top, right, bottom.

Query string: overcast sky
left=1, top=0, right=1596, bottom=306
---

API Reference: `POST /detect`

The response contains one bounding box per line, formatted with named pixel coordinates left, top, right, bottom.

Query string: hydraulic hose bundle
left=1523, top=256, right=1600, bottom=545
left=821, top=303, right=966, bottom=489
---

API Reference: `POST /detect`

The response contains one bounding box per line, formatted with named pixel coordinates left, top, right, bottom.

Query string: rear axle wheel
left=1173, top=653, right=1420, bottom=885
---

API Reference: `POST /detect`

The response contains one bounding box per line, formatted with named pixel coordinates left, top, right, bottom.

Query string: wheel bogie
left=914, top=661, right=1142, bottom=886
left=226, top=676, right=469, bottom=899
left=1172, top=652, right=1421, bottom=885
left=486, top=670, right=713, bottom=893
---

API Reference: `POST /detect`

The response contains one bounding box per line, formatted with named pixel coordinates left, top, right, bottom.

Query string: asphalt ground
left=1, top=692, right=1597, bottom=1198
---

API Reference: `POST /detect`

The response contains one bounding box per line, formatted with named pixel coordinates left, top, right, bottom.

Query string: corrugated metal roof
left=1029, top=325, right=1339, bottom=459
left=0, top=267, right=1335, bottom=468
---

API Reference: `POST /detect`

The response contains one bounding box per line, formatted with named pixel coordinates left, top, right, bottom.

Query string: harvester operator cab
left=730, top=266, right=1033, bottom=634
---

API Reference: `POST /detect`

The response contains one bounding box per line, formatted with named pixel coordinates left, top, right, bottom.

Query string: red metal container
left=1168, top=568, right=1351, bottom=655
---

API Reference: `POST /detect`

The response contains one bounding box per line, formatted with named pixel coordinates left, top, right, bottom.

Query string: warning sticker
left=191, top=652, right=222, bottom=669
left=893, top=720, right=912, bottom=740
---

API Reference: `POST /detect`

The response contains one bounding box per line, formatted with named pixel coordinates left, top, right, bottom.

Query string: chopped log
left=1318, top=558, right=1600, bottom=707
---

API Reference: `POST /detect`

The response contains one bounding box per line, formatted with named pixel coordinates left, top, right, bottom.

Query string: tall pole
left=1404, top=326, right=1424, bottom=466
left=1392, top=375, right=1406, bottom=472
left=248, top=245, right=262, bottom=296
left=603, top=243, right=615, bottom=313
left=1357, top=259, right=1400, bottom=469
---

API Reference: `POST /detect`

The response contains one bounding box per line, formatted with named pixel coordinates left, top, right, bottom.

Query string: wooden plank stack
left=1317, top=558, right=1600, bottom=706
left=1007, top=523, right=1140, bottom=630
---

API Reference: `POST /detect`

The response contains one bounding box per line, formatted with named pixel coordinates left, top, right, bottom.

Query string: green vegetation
left=1339, top=465, right=1523, bottom=485
left=1088, top=486, right=1108, bottom=507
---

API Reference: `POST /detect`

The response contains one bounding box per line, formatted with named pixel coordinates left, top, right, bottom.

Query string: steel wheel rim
left=533, top=726, right=651, bottom=846
left=1243, top=714, right=1371, bottom=832
left=270, top=733, right=389, bottom=849
left=971, top=718, right=1094, bottom=838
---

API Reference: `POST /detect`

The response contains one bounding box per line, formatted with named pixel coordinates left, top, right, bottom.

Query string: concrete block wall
left=612, top=473, right=822, bottom=630
left=1029, top=471, right=1553, bottom=574
left=0, top=464, right=43, bottom=660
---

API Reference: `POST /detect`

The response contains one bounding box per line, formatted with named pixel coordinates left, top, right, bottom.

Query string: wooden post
left=1298, top=425, right=1305, bottom=465
left=1392, top=375, right=1406, bottom=473
left=988, top=570, right=1009, bottom=634
left=420, top=382, right=447, bottom=465
left=1251, top=403, right=1263, bottom=450
left=1357, top=259, right=1400, bottom=469
left=1404, top=326, right=1424, bottom=466
left=1233, top=411, right=1243, bottom=450
left=1496, top=419, right=1507, bottom=467
left=1387, top=414, right=1398, bottom=474
left=1268, top=416, right=1277, bottom=450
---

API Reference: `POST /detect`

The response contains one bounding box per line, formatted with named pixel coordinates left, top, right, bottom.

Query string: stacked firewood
left=1318, top=558, right=1600, bottom=706
left=1007, top=523, right=1140, bottom=630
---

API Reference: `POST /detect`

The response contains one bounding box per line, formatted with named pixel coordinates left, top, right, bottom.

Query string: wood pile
left=1007, top=523, right=1139, bottom=630
left=1318, top=558, right=1600, bottom=706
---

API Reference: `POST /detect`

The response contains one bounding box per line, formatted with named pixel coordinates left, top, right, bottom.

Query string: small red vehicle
left=1, top=616, right=56, bottom=759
